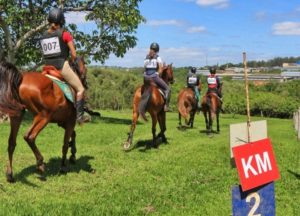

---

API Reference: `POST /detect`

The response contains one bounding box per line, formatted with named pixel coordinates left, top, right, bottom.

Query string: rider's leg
left=152, top=76, right=170, bottom=111
left=194, top=86, right=201, bottom=109
left=61, top=61, right=85, bottom=122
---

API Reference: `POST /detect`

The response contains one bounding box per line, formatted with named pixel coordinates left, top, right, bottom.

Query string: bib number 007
left=41, top=37, right=61, bottom=55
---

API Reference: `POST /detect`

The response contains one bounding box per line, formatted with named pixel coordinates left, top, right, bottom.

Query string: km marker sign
left=232, top=138, right=280, bottom=191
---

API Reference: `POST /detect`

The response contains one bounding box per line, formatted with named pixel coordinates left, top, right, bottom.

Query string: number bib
left=41, top=37, right=61, bottom=56
left=207, top=77, right=217, bottom=85
left=188, top=77, right=197, bottom=85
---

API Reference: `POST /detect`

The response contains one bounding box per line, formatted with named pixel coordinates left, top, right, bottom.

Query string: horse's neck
left=161, top=70, right=169, bottom=84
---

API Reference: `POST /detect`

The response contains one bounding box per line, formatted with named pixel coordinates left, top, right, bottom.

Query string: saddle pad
left=45, top=74, right=74, bottom=103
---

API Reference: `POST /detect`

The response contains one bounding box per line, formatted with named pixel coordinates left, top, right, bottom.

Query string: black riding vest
left=40, top=29, right=70, bottom=70
left=187, top=72, right=199, bottom=87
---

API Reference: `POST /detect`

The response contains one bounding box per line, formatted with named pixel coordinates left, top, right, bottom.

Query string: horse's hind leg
left=216, top=111, right=220, bottom=133
left=150, top=112, right=158, bottom=148
left=124, top=98, right=139, bottom=150
left=24, top=115, right=49, bottom=173
left=158, top=111, right=167, bottom=143
left=6, top=113, right=24, bottom=182
left=178, top=112, right=182, bottom=127
left=69, top=130, right=76, bottom=164
left=190, top=110, right=195, bottom=128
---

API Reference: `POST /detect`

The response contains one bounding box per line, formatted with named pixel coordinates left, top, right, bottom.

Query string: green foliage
left=0, top=111, right=299, bottom=215
left=0, top=0, right=144, bottom=66
left=86, top=67, right=300, bottom=118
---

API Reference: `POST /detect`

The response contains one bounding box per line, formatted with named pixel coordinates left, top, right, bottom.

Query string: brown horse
left=201, top=87, right=222, bottom=134
left=0, top=58, right=87, bottom=182
left=177, top=83, right=201, bottom=129
left=123, top=64, right=174, bottom=150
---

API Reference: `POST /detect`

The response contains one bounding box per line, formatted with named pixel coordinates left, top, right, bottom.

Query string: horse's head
left=161, top=63, right=174, bottom=85
left=70, top=56, right=88, bottom=89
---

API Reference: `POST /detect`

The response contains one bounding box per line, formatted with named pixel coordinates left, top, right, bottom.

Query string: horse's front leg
left=24, top=115, right=49, bottom=174
left=208, top=110, right=212, bottom=133
left=6, top=114, right=24, bottom=182
left=61, top=123, right=76, bottom=173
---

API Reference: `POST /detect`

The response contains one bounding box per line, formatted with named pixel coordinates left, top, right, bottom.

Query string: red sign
left=232, top=138, right=280, bottom=191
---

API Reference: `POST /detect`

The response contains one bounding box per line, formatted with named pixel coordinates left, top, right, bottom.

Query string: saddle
left=41, top=66, right=75, bottom=103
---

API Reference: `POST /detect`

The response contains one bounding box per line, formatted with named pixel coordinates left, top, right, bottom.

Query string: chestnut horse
left=177, top=83, right=201, bottom=128
left=123, top=64, right=174, bottom=150
left=201, top=87, right=222, bottom=134
left=0, top=58, right=87, bottom=182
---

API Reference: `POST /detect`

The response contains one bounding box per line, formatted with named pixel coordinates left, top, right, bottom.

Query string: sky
left=66, top=0, right=300, bottom=67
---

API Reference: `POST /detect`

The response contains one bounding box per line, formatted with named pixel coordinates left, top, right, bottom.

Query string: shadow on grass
left=127, top=137, right=170, bottom=152
left=98, top=116, right=141, bottom=125
left=288, top=169, right=300, bottom=180
left=14, top=155, right=95, bottom=187
left=199, top=129, right=220, bottom=134
left=177, top=125, right=193, bottom=131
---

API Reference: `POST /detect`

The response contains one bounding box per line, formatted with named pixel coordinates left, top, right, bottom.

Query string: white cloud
left=195, top=0, right=229, bottom=9
left=272, top=22, right=300, bottom=35
left=103, top=47, right=207, bottom=67
left=146, top=19, right=183, bottom=27
left=65, top=12, right=90, bottom=24
left=186, top=26, right=206, bottom=33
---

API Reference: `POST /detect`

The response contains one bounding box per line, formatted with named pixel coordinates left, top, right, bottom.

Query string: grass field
left=0, top=110, right=299, bottom=215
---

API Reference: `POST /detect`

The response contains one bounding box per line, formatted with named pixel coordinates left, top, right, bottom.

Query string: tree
left=0, top=0, right=145, bottom=67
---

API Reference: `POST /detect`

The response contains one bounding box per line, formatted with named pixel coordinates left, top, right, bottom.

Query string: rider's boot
left=76, top=99, right=90, bottom=124
left=164, top=90, right=171, bottom=112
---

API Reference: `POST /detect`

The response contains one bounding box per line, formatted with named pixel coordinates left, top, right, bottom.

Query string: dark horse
left=201, top=85, right=222, bottom=134
left=123, top=64, right=174, bottom=150
left=177, top=83, right=202, bottom=129
left=0, top=58, right=87, bottom=182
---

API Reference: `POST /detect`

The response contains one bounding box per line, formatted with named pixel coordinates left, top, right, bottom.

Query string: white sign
left=229, top=120, right=267, bottom=158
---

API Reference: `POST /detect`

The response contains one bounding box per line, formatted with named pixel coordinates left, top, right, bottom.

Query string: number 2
left=246, top=192, right=261, bottom=216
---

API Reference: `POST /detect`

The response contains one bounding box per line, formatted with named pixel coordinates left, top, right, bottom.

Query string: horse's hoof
left=37, top=163, right=45, bottom=173
left=69, top=155, right=76, bottom=164
left=123, top=141, right=131, bottom=151
left=6, top=173, right=15, bottom=183
left=60, top=166, right=68, bottom=174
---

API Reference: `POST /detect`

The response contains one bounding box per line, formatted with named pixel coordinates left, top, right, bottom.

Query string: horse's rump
left=177, top=88, right=195, bottom=119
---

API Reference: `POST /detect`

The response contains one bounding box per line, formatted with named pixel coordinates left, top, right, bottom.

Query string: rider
left=144, top=42, right=170, bottom=111
left=40, top=8, right=85, bottom=123
left=207, top=66, right=223, bottom=110
left=187, top=67, right=201, bottom=110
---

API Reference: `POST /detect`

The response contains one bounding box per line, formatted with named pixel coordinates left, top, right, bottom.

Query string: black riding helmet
left=210, top=66, right=217, bottom=74
left=48, top=8, right=65, bottom=26
left=191, top=67, right=197, bottom=73
left=150, top=42, right=159, bottom=52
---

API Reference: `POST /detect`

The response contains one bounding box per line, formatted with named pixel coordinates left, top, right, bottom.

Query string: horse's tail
left=177, top=93, right=189, bottom=119
left=0, top=62, right=24, bottom=115
left=138, top=86, right=152, bottom=121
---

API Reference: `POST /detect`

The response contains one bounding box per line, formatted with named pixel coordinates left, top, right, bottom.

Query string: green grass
left=0, top=110, right=299, bottom=215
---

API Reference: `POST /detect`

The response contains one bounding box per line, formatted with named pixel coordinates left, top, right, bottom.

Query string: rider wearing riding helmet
left=187, top=67, right=201, bottom=110
left=207, top=66, right=222, bottom=99
left=40, top=8, right=85, bottom=123
left=144, top=42, right=171, bottom=111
